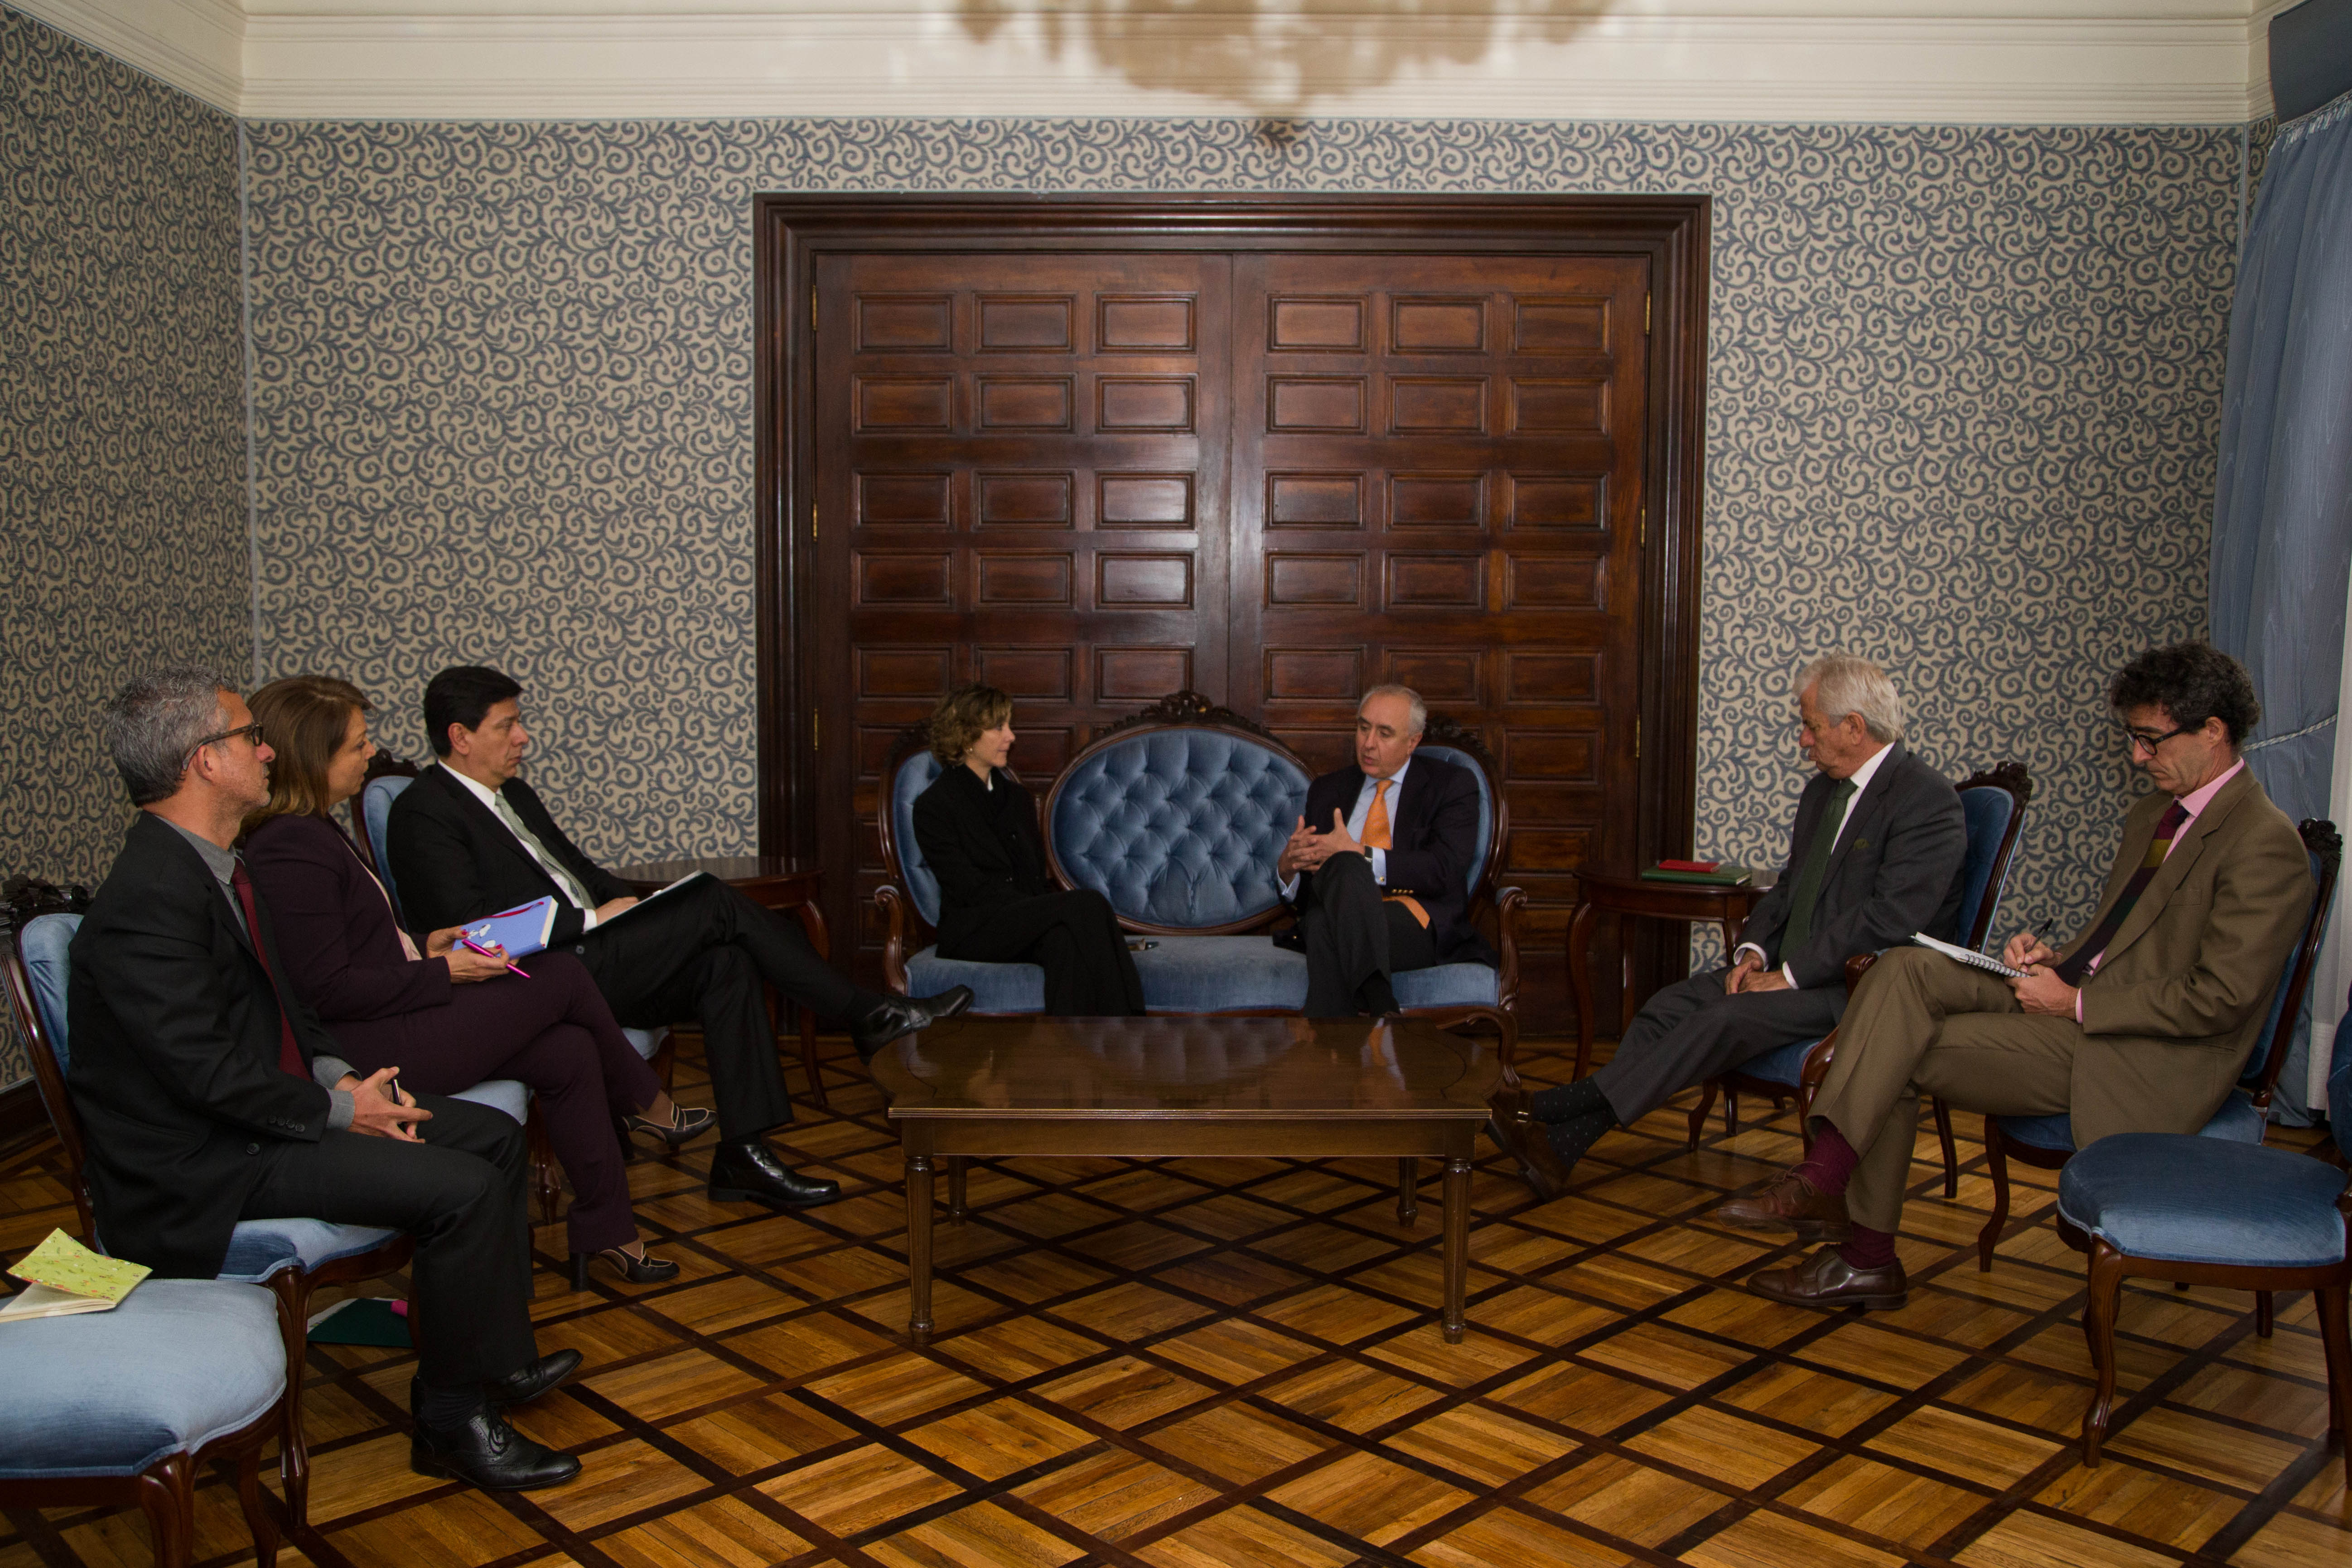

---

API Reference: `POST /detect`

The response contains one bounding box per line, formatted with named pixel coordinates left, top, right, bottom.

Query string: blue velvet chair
left=6, top=909, right=411, bottom=1529
left=1975, top=818, right=2342, bottom=1276
left=0, top=1278, right=292, bottom=1567
left=876, top=695, right=1524, bottom=1060
left=2057, top=1134, right=2350, bottom=1480
left=1686, top=763, right=2033, bottom=1181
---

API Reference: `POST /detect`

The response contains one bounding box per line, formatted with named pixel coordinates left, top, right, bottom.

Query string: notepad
left=0, top=1228, right=150, bottom=1321
left=1640, top=862, right=1753, bottom=886
left=590, top=871, right=712, bottom=930
left=1911, top=931, right=2028, bottom=979
left=461, top=897, right=560, bottom=958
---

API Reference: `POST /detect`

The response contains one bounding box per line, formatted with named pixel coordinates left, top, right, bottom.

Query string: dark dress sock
left=1530, top=1076, right=1609, bottom=1123
left=1543, top=1106, right=1618, bottom=1173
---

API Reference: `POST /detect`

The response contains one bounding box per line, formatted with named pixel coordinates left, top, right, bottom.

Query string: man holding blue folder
left=388, top=666, right=969, bottom=1212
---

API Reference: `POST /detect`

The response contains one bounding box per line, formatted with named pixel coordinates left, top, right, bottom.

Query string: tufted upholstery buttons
left=1048, top=730, right=1311, bottom=927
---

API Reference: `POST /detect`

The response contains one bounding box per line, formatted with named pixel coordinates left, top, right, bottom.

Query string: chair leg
left=2313, top=1281, right=2352, bottom=1486
left=1397, top=1158, right=1419, bottom=1226
left=1724, top=1085, right=1741, bottom=1140
left=526, top=1104, right=562, bottom=1225
left=2256, top=1289, right=2275, bottom=1339
left=2081, top=1241, right=2127, bottom=1467
left=264, top=1270, right=314, bottom=1529
left=1932, top=1097, right=1959, bottom=1200
left=1686, top=1079, right=1718, bottom=1153
left=236, top=1443, right=279, bottom=1568
left=132, top=1452, right=196, bottom=1568
left=946, top=1156, right=968, bottom=1223
left=1977, top=1118, right=2010, bottom=1273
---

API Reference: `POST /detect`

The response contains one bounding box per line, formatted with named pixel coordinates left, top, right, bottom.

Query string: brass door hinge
left=812, top=712, right=820, bottom=751
left=1645, top=293, right=1652, bottom=335
left=810, top=281, right=817, bottom=328
left=1639, top=505, right=1646, bottom=548
left=1634, top=718, right=1642, bottom=758
left=811, top=502, right=818, bottom=540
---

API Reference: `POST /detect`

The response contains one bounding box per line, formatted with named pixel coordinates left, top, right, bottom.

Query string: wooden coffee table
left=872, top=1015, right=1500, bottom=1344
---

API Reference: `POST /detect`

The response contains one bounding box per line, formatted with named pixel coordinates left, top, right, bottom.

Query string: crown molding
left=14, top=2, right=2285, bottom=125
left=10, top=0, right=245, bottom=113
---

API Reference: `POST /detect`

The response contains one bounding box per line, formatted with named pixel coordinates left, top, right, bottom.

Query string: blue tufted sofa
left=876, top=693, right=1525, bottom=1059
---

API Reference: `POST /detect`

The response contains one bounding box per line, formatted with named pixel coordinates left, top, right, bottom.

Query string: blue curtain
left=2212, top=92, right=2352, bottom=1125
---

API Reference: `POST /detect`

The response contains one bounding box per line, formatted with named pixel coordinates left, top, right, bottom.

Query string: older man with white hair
left=1491, top=653, right=1969, bottom=1197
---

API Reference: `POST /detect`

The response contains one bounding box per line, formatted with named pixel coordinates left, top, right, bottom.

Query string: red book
left=1656, top=858, right=1719, bottom=873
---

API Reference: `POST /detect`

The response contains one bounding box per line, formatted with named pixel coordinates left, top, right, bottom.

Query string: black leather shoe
left=484, top=1349, right=582, bottom=1409
left=850, top=985, right=974, bottom=1063
left=411, top=1408, right=582, bottom=1491
left=707, top=1138, right=843, bottom=1209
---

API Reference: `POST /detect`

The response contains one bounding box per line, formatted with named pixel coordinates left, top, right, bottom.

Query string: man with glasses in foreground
left=1719, top=641, right=2313, bottom=1310
left=68, top=669, right=581, bottom=1490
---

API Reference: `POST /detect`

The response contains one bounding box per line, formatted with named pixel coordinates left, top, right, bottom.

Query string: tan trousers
left=1810, top=947, right=2080, bottom=1232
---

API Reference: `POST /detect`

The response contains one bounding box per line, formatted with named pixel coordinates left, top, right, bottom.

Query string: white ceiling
left=14, top=0, right=2294, bottom=123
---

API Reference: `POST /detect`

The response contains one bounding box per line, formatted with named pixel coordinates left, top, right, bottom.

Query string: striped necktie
left=2053, top=801, right=2190, bottom=985
left=488, top=788, right=598, bottom=912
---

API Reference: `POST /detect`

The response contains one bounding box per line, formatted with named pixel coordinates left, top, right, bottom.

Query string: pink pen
left=457, top=936, right=531, bottom=979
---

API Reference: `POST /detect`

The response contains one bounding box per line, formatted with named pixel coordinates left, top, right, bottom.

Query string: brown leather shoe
left=1747, top=1245, right=1908, bottom=1311
left=1486, top=1095, right=1570, bottom=1201
left=1714, top=1172, right=1852, bottom=1242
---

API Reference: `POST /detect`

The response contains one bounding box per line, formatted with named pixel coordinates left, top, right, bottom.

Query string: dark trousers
left=325, top=955, right=658, bottom=1256
left=1299, top=852, right=1439, bottom=1018
left=575, top=877, right=881, bottom=1140
left=941, top=889, right=1145, bottom=1016
left=1591, top=966, right=1845, bottom=1125
left=241, top=1094, right=536, bottom=1389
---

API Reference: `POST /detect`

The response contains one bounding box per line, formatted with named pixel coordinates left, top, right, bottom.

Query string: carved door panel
left=1229, top=253, right=1652, bottom=937
left=809, top=252, right=1232, bottom=959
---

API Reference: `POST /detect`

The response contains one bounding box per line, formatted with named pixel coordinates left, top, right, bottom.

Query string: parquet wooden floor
left=3, top=1031, right=2347, bottom=1568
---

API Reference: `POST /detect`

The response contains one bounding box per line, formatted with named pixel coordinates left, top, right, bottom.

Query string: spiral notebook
left=1911, top=931, right=2027, bottom=979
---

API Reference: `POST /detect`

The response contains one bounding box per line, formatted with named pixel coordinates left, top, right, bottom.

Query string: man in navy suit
left=1278, top=685, right=1495, bottom=1017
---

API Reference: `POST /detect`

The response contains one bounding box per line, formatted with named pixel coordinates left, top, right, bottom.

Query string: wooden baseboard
left=0, top=1081, right=50, bottom=1160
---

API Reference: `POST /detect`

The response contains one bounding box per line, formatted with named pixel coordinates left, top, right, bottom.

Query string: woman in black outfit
left=912, top=685, right=1145, bottom=1016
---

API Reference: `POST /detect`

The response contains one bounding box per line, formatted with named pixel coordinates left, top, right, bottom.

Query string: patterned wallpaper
left=0, top=7, right=249, bottom=1090
left=243, top=117, right=2239, bottom=963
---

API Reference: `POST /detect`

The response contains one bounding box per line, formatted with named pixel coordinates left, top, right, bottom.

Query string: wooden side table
left=1565, top=871, right=1762, bottom=1082
left=613, top=856, right=833, bottom=1109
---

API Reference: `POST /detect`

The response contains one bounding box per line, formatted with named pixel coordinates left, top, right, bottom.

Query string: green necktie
left=1781, top=777, right=1857, bottom=956
left=489, top=789, right=598, bottom=912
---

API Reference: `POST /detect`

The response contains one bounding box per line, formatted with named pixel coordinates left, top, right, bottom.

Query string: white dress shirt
left=1734, top=740, right=1891, bottom=988
left=439, top=763, right=605, bottom=929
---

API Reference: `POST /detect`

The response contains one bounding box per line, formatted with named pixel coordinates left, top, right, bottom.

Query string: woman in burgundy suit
left=242, top=675, right=711, bottom=1287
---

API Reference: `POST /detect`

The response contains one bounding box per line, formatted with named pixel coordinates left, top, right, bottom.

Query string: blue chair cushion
left=891, top=752, right=948, bottom=929
left=1415, top=745, right=1494, bottom=897
left=1739, top=1036, right=1823, bottom=1089
left=0, top=1279, right=285, bottom=1480
left=2058, top=1133, right=2350, bottom=1268
left=22, top=912, right=79, bottom=1067
left=361, top=775, right=412, bottom=907
left=1952, top=785, right=2019, bottom=946
left=217, top=1218, right=402, bottom=1284
left=1391, top=961, right=1502, bottom=1011
left=449, top=1078, right=531, bottom=1122
left=907, top=947, right=1045, bottom=1013
left=1049, top=730, right=1310, bottom=929
left=1998, top=1087, right=2270, bottom=1155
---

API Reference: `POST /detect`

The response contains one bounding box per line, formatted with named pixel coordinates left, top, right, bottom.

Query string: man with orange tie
left=1278, top=685, right=1495, bottom=1017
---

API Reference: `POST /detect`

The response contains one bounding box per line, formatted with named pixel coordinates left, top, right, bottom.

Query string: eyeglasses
left=183, top=723, right=265, bottom=768
left=2120, top=723, right=2193, bottom=757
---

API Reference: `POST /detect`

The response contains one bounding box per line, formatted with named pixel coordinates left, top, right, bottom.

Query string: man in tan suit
left=1717, top=641, right=2314, bottom=1310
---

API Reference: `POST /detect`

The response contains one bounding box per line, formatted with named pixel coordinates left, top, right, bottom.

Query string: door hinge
left=1635, top=718, right=1642, bottom=759
left=1639, top=506, right=1646, bottom=548
left=1645, top=293, right=1652, bottom=335
left=811, top=502, right=818, bottom=540
left=812, top=712, right=820, bottom=751
left=810, top=281, right=817, bottom=328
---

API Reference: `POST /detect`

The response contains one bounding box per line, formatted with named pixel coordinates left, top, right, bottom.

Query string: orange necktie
left=1362, top=781, right=1429, bottom=928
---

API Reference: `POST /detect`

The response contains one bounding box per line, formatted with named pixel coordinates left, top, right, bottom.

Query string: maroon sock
left=1792, top=1125, right=1859, bottom=1196
left=1838, top=1224, right=1898, bottom=1271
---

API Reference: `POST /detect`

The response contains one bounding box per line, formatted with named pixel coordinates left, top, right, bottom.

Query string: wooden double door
left=762, top=199, right=1709, bottom=1029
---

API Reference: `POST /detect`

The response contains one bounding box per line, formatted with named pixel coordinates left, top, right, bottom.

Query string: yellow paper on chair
left=0, top=1228, right=150, bottom=1321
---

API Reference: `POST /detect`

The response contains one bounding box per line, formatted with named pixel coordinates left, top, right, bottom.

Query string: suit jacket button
left=246, top=1143, right=260, bottom=1155
left=574, top=944, right=586, bottom=955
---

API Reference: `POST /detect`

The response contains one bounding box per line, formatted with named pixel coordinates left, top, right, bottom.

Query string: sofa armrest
left=1491, top=885, right=1527, bottom=1017
left=874, top=884, right=912, bottom=995
left=1843, top=952, right=1879, bottom=994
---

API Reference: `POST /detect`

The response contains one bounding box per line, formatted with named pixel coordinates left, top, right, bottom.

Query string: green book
left=1638, top=863, right=1753, bottom=886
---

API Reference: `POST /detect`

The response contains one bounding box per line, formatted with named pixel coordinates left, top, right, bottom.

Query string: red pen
left=458, top=935, right=531, bottom=979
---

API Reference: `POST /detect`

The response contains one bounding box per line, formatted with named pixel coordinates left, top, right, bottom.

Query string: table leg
left=1396, top=1157, right=1418, bottom=1227
left=1442, top=1154, right=1471, bottom=1343
left=1566, top=900, right=1598, bottom=1081
left=947, top=1156, right=968, bottom=1223
left=907, top=1153, right=935, bottom=1345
